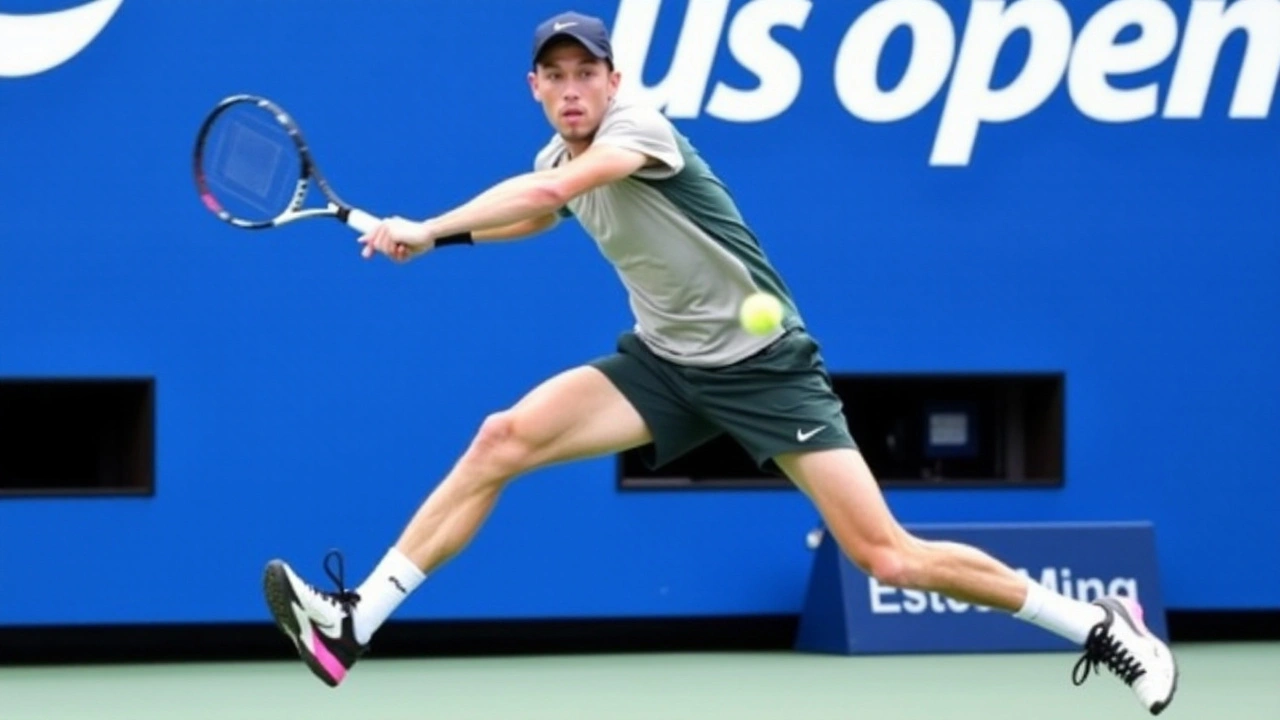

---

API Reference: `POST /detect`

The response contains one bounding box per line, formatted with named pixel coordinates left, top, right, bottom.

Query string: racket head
left=193, top=95, right=318, bottom=229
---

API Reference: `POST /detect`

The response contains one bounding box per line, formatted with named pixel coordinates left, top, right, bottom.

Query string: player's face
left=529, top=42, right=620, bottom=145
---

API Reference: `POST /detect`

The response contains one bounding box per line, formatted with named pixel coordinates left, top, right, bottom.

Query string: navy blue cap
left=531, top=11, right=612, bottom=66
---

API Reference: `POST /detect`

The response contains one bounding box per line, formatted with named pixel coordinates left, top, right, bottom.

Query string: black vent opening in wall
left=0, top=378, right=155, bottom=498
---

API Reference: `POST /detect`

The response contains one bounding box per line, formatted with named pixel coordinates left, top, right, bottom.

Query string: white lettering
left=868, top=568, right=1140, bottom=615
left=1165, top=0, right=1280, bottom=118
left=0, top=0, right=124, bottom=79
left=869, top=578, right=902, bottom=613
left=611, top=0, right=731, bottom=117
left=612, top=0, right=1280, bottom=166
left=902, top=588, right=929, bottom=614
left=1040, top=566, right=1065, bottom=595
left=834, top=0, right=956, bottom=122
left=934, top=0, right=1074, bottom=166
left=1068, top=0, right=1179, bottom=121
left=706, top=0, right=812, bottom=121
left=1109, top=576, right=1139, bottom=599
left=1074, top=576, right=1107, bottom=601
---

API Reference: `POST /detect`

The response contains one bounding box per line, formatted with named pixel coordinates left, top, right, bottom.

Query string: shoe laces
left=1072, top=619, right=1146, bottom=687
left=311, top=549, right=361, bottom=611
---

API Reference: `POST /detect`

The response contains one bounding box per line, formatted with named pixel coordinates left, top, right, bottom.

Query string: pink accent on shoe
left=310, top=627, right=347, bottom=684
left=1119, top=596, right=1148, bottom=631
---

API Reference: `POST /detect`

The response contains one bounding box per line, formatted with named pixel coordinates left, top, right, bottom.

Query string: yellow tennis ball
left=739, top=292, right=784, bottom=335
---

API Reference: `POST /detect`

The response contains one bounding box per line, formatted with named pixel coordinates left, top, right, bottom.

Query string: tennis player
left=261, top=10, right=1178, bottom=714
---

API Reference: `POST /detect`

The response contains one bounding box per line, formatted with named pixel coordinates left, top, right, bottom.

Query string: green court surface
left=3, top=643, right=1274, bottom=719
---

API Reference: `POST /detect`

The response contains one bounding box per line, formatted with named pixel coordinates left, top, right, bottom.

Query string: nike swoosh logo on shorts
left=797, top=426, right=825, bottom=442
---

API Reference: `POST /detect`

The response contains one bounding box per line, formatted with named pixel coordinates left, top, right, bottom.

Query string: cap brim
left=534, top=31, right=610, bottom=64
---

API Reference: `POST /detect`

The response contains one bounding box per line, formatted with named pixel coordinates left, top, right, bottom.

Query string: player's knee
left=852, top=540, right=919, bottom=589
left=466, top=410, right=544, bottom=483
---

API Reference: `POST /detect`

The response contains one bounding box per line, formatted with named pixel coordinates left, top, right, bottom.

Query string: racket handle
left=345, top=208, right=381, bottom=235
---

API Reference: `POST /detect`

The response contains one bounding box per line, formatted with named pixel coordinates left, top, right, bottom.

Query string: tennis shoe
left=1072, top=596, right=1179, bottom=715
left=263, top=549, right=366, bottom=687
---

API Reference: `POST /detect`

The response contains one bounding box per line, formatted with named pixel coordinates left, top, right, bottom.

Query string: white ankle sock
left=352, top=547, right=426, bottom=644
left=1013, top=580, right=1108, bottom=645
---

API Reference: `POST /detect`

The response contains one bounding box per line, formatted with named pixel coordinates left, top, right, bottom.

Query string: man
left=262, top=9, right=1179, bottom=714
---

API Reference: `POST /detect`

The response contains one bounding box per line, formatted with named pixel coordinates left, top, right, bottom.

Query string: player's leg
left=699, top=329, right=1177, bottom=714
left=263, top=335, right=719, bottom=687
left=352, top=337, right=718, bottom=637
left=699, top=330, right=1103, bottom=622
left=776, top=447, right=1058, bottom=613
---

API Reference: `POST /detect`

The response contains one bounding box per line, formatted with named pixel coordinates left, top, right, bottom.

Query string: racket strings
left=200, top=105, right=304, bottom=223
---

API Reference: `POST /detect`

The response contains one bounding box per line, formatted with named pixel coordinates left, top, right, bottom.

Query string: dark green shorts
left=589, top=328, right=857, bottom=474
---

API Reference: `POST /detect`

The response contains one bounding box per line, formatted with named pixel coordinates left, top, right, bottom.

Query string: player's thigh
left=589, top=338, right=722, bottom=470
left=693, top=330, right=857, bottom=473
left=718, top=333, right=911, bottom=561
left=498, top=364, right=653, bottom=469
left=773, top=447, right=911, bottom=567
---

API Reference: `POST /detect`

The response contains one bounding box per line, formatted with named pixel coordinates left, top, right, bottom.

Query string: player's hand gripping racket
left=193, top=94, right=381, bottom=234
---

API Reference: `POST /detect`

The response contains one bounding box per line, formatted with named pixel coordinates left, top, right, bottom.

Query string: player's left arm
left=358, top=107, right=680, bottom=260
left=358, top=145, right=654, bottom=260
left=423, top=145, right=650, bottom=239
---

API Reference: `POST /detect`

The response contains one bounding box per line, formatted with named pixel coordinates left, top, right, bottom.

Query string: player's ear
left=608, top=68, right=621, bottom=98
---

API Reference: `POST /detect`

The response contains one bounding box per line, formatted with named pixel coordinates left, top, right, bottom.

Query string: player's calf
left=390, top=411, right=548, bottom=571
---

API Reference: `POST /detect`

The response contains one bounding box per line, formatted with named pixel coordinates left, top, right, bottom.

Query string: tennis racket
left=193, top=94, right=380, bottom=234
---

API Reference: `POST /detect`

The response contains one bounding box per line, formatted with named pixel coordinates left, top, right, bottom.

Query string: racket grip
left=345, top=208, right=381, bottom=235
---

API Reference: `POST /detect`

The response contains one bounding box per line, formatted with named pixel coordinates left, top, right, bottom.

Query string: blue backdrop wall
left=1, top=0, right=1277, bottom=626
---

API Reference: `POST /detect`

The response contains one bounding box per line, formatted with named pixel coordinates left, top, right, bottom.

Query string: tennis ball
left=739, top=292, right=784, bottom=336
